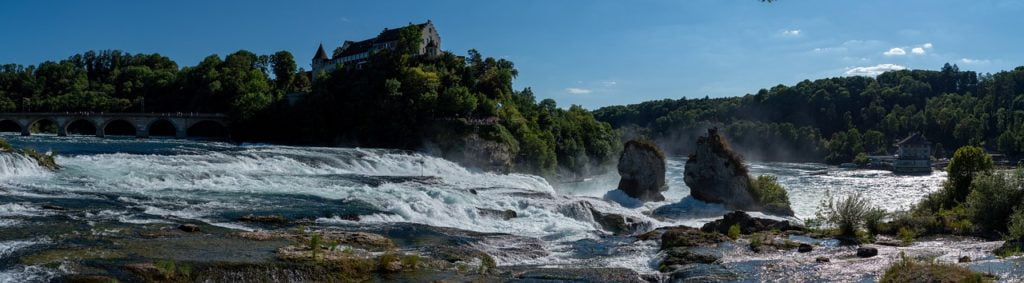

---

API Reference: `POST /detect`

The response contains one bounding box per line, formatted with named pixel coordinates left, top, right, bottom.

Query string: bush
left=863, top=207, right=887, bottom=236
left=897, top=227, right=915, bottom=245
left=944, top=146, right=994, bottom=207
left=965, top=171, right=1024, bottom=233
left=880, top=253, right=990, bottom=283
left=1008, top=208, right=1024, bottom=240
left=853, top=152, right=870, bottom=166
left=816, top=191, right=876, bottom=238
left=727, top=224, right=741, bottom=240
left=748, top=175, right=792, bottom=213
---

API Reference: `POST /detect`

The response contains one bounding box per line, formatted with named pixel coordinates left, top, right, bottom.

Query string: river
left=1, top=135, right=1020, bottom=282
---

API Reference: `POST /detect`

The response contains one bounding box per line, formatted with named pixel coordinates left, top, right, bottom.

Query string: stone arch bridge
left=0, top=112, right=230, bottom=138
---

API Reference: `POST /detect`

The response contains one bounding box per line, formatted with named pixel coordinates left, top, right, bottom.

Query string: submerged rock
left=477, top=208, right=518, bottom=220
left=615, top=140, right=668, bottom=202
left=856, top=247, right=878, bottom=258
left=700, top=211, right=804, bottom=235
left=238, top=214, right=287, bottom=224
left=668, top=263, right=739, bottom=283
left=178, top=224, right=200, bottom=233
left=660, top=248, right=719, bottom=272
left=683, top=128, right=793, bottom=216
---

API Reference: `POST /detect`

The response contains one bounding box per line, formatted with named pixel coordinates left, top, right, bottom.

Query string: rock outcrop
left=683, top=128, right=793, bottom=216
left=615, top=140, right=668, bottom=202
left=700, top=211, right=804, bottom=235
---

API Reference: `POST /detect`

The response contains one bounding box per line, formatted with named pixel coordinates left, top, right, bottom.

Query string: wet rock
left=559, top=201, right=651, bottom=235
left=615, top=140, right=668, bottom=202
left=477, top=208, right=517, bottom=220
left=959, top=256, right=971, bottom=263
left=238, top=214, right=287, bottom=224
left=319, top=231, right=395, bottom=250
left=42, top=204, right=66, bottom=210
left=798, top=243, right=813, bottom=253
left=700, top=211, right=804, bottom=235
left=683, top=128, right=794, bottom=216
left=661, top=248, right=719, bottom=272
left=178, top=224, right=200, bottom=233
left=856, top=247, right=878, bottom=258
left=381, top=259, right=403, bottom=273
left=816, top=256, right=830, bottom=263
left=125, top=262, right=169, bottom=281
left=668, top=263, right=739, bottom=283
left=67, top=275, right=118, bottom=283
left=660, top=227, right=731, bottom=250
left=511, top=267, right=645, bottom=283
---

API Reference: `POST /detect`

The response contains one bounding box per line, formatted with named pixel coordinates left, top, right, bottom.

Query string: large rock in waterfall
left=615, top=140, right=668, bottom=202
left=683, top=128, right=793, bottom=216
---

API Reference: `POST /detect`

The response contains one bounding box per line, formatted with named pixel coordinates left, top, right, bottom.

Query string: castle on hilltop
left=311, top=20, right=442, bottom=78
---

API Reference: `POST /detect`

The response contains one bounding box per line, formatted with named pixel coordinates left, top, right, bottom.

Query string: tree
left=270, top=51, right=297, bottom=93
left=946, top=146, right=994, bottom=207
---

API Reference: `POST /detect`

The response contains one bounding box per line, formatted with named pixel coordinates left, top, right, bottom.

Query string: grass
left=309, top=233, right=322, bottom=260
left=898, top=227, right=916, bottom=246
left=880, top=253, right=991, bottom=283
left=479, top=254, right=496, bottom=274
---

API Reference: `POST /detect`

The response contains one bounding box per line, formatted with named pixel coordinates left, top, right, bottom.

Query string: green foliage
left=591, top=64, right=1024, bottom=165
left=815, top=191, right=876, bottom=238
left=853, top=152, right=870, bottom=166
left=863, top=207, right=887, bottom=236
left=748, top=175, right=792, bottom=213
left=479, top=254, right=496, bottom=274
left=897, top=227, right=915, bottom=245
left=965, top=170, right=1024, bottom=233
left=1008, top=208, right=1024, bottom=240
left=727, top=224, right=741, bottom=240
left=880, top=253, right=991, bottom=283
left=0, top=139, right=12, bottom=152
left=400, top=254, right=420, bottom=270
left=309, top=233, right=322, bottom=260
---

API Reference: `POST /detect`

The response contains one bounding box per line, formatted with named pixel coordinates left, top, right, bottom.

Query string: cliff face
left=684, top=128, right=792, bottom=216
left=616, top=140, right=667, bottom=202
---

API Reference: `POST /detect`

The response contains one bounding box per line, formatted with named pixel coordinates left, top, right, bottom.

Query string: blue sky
left=1, top=0, right=1021, bottom=109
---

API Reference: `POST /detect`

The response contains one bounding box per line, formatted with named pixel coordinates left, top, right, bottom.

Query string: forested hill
left=593, top=64, right=1024, bottom=164
left=0, top=25, right=620, bottom=179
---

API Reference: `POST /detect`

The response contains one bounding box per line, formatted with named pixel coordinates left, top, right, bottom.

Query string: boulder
left=798, top=243, right=813, bottom=253
left=815, top=257, right=830, bottom=263
left=958, top=256, right=971, bottom=263
left=856, top=247, right=878, bottom=258
left=660, top=248, right=719, bottom=272
left=558, top=201, right=650, bottom=235
left=683, top=128, right=794, bottom=216
left=660, top=227, right=731, bottom=250
left=238, top=214, right=287, bottom=224
left=615, top=140, right=668, bottom=202
left=700, top=211, right=804, bottom=235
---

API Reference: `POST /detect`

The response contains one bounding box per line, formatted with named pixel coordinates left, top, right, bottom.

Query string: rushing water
left=0, top=135, right=1017, bottom=281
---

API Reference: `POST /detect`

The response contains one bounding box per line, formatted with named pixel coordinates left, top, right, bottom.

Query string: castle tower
left=311, top=43, right=330, bottom=78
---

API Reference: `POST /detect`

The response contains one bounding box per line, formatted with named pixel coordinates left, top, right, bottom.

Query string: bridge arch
left=28, top=118, right=59, bottom=135
left=147, top=119, right=178, bottom=137
left=103, top=119, right=137, bottom=137
left=65, top=119, right=98, bottom=136
left=186, top=120, right=229, bottom=139
left=0, top=119, right=22, bottom=134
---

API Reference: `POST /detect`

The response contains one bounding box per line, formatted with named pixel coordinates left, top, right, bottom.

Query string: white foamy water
left=0, top=136, right=952, bottom=276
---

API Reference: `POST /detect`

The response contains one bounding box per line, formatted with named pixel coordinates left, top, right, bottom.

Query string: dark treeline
left=594, top=64, right=1024, bottom=163
left=0, top=25, right=619, bottom=177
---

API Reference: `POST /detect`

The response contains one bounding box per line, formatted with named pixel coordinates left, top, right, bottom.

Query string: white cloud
left=565, top=88, right=592, bottom=95
left=883, top=48, right=907, bottom=56
left=923, top=43, right=933, bottom=49
left=960, top=58, right=991, bottom=65
left=781, top=29, right=801, bottom=37
left=911, top=47, right=925, bottom=55
left=844, top=64, right=907, bottom=76
left=600, top=81, right=617, bottom=87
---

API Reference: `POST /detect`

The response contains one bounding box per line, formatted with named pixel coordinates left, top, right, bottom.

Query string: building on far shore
left=311, top=20, right=441, bottom=79
left=892, top=133, right=932, bottom=174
